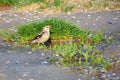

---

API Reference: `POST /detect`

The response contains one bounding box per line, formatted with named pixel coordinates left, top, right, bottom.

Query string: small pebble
left=88, top=34, right=92, bottom=37
left=93, top=23, right=96, bottom=26
left=27, top=18, right=30, bottom=21
left=106, top=7, right=109, bottom=10
left=113, top=18, right=118, bottom=20
left=112, top=73, right=116, bottom=76
left=22, top=72, right=29, bottom=77
left=6, top=61, right=11, bottom=64
left=116, top=11, right=120, bottom=13
left=67, top=12, right=71, bottom=15
left=8, top=44, right=12, bottom=47
left=78, top=78, right=81, bottom=80
left=41, top=61, right=48, bottom=65
left=9, top=28, right=15, bottom=31
left=14, top=30, right=17, bottom=32
left=100, top=69, right=107, bottom=73
left=29, top=13, right=32, bottom=16
left=101, top=74, right=106, bottom=78
left=28, top=51, right=32, bottom=54
left=23, top=18, right=26, bottom=20
left=97, top=16, right=101, bottom=18
left=34, top=16, right=39, bottom=18
left=84, top=69, right=89, bottom=74
left=16, top=61, right=19, bottom=64
left=41, top=53, right=44, bottom=56
left=92, top=77, right=95, bottom=80
left=72, top=16, right=76, bottom=19
left=96, top=18, right=98, bottom=21
left=25, top=62, right=30, bottom=65
left=18, top=78, right=22, bottom=80
left=34, top=10, right=38, bottom=13
left=87, top=15, right=90, bottom=17
left=107, top=74, right=111, bottom=77
left=77, top=20, right=80, bottom=23
left=55, top=54, right=59, bottom=57
left=0, top=14, right=4, bottom=17
left=14, top=14, right=17, bottom=17
left=1, top=43, right=4, bottom=46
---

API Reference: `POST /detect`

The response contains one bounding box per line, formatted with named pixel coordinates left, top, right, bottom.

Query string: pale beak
left=49, top=26, right=53, bottom=28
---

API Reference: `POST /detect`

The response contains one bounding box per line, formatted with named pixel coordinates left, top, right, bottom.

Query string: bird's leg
left=44, top=42, right=49, bottom=46
left=44, top=38, right=51, bottom=47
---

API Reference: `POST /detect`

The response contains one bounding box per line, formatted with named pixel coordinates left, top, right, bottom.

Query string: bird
left=30, top=25, right=51, bottom=44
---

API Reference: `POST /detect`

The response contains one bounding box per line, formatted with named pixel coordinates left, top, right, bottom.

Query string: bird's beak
left=49, top=26, right=52, bottom=28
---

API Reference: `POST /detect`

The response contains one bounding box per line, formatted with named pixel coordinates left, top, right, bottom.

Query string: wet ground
left=0, top=46, right=79, bottom=80
left=0, top=9, right=120, bottom=80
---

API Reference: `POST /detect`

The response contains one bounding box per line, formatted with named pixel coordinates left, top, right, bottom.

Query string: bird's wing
left=32, top=31, right=45, bottom=40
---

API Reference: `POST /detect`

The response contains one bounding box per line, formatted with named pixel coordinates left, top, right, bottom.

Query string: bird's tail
left=27, top=39, right=37, bottom=44
left=30, top=40, right=37, bottom=43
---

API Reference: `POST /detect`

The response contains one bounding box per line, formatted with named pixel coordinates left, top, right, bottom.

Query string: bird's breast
left=37, top=32, right=50, bottom=43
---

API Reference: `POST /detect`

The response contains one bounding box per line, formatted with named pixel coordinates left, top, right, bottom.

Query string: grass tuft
left=52, top=42, right=110, bottom=67
left=1, top=18, right=103, bottom=45
left=0, top=17, right=109, bottom=68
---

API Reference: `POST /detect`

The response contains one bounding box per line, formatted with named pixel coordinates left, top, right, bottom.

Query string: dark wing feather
left=32, top=31, right=45, bottom=40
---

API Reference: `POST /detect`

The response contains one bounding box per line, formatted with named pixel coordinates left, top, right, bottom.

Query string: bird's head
left=43, top=25, right=52, bottom=31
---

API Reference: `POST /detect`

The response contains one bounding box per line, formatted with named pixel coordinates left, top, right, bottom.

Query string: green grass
left=0, top=0, right=17, bottom=5
left=61, top=4, right=75, bottom=13
left=54, top=0, right=61, bottom=7
left=52, top=43, right=110, bottom=67
left=0, top=18, right=103, bottom=44
left=0, top=17, right=109, bottom=68
left=0, top=0, right=119, bottom=12
left=0, top=0, right=44, bottom=5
